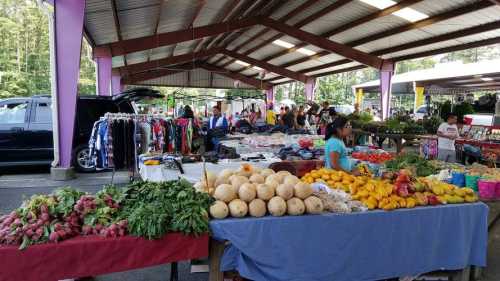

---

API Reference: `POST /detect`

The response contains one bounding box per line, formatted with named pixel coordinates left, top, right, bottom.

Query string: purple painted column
left=94, top=47, right=112, bottom=96
left=379, top=61, right=394, bottom=120
left=265, top=87, right=274, bottom=105
left=111, top=69, right=122, bottom=95
left=305, top=78, right=316, bottom=102
left=54, top=0, right=85, bottom=168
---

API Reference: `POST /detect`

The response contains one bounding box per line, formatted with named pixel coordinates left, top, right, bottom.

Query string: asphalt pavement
left=1, top=166, right=500, bottom=281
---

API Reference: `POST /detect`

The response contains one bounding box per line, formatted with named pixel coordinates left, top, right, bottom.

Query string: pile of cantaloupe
left=198, top=164, right=324, bottom=219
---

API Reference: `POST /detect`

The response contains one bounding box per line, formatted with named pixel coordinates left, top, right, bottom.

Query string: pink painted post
left=54, top=0, right=85, bottom=168
left=305, top=78, right=316, bottom=102
left=265, top=87, right=274, bottom=105
left=111, top=69, right=122, bottom=95
left=96, top=57, right=112, bottom=96
left=380, top=61, right=394, bottom=120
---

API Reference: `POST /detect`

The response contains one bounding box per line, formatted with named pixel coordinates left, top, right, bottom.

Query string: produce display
left=301, top=168, right=478, bottom=210
left=350, top=114, right=426, bottom=135
left=0, top=180, right=211, bottom=249
left=385, top=153, right=438, bottom=177
left=198, top=164, right=325, bottom=219
left=351, top=151, right=394, bottom=164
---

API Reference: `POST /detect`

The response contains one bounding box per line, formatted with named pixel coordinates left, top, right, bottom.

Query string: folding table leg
left=170, top=262, right=178, bottom=281
left=209, top=239, right=225, bottom=281
left=457, top=266, right=471, bottom=281
left=471, top=266, right=482, bottom=281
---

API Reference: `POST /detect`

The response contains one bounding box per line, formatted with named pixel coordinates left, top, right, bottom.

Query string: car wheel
left=73, top=144, right=96, bottom=172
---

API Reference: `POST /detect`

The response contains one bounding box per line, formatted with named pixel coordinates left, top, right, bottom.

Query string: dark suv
left=0, top=88, right=161, bottom=172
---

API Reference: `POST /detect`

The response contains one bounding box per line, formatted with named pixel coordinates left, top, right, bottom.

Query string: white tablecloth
left=139, top=160, right=278, bottom=183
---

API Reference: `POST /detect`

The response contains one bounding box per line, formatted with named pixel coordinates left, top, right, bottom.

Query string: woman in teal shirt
left=324, top=116, right=353, bottom=172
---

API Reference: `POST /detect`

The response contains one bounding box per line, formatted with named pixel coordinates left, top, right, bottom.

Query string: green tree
left=0, top=0, right=95, bottom=98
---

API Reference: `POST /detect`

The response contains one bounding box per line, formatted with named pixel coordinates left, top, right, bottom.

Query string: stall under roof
left=83, top=0, right=500, bottom=89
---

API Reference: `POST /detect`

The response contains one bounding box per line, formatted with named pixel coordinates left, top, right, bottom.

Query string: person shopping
left=437, top=113, right=459, bottom=162
left=207, top=106, right=228, bottom=151
left=324, top=116, right=354, bottom=173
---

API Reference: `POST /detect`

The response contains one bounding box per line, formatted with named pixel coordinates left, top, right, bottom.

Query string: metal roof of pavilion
left=352, top=59, right=500, bottom=94
left=83, top=0, right=500, bottom=90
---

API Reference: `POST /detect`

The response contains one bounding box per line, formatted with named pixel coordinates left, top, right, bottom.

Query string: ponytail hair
left=325, top=116, right=348, bottom=141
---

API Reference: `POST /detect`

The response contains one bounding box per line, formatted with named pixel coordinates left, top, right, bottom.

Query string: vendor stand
left=0, top=233, right=208, bottom=281
left=208, top=204, right=488, bottom=281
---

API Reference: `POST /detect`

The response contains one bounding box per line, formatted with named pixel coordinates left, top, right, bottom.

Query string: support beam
left=266, top=87, right=274, bottom=105
left=260, top=0, right=494, bottom=78
left=208, top=0, right=275, bottom=50
left=169, top=0, right=205, bottom=57
left=200, top=0, right=255, bottom=51
left=192, top=0, right=241, bottom=53
left=222, top=49, right=310, bottom=83
left=122, top=63, right=194, bottom=84
left=380, top=61, right=394, bottom=121
left=305, top=78, right=316, bottom=102
left=111, top=69, right=122, bottom=95
left=349, top=1, right=494, bottom=47
left=392, top=36, right=500, bottom=62
left=54, top=0, right=85, bottom=169
left=211, top=0, right=294, bottom=65
left=145, top=0, right=166, bottom=62
left=110, top=0, right=127, bottom=66
left=265, top=17, right=500, bottom=82
left=101, top=17, right=261, bottom=56
left=261, top=18, right=384, bottom=69
left=221, top=0, right=350, bottom=69
left=116, top=47, right=223, bottom=75
left=199, top=62, right=272, bottom=90
left=95, top=56, right=112, bottom=96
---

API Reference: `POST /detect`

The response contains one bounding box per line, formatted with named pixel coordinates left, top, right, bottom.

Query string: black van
left=0, top=88, right=161, bottom=172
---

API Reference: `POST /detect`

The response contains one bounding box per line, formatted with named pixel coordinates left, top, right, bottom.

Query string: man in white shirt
left=437, top=114, right=459, bottom=162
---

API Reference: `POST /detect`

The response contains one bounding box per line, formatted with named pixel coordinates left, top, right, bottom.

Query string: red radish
left=49, top=232, right=59, bottom=242
left=13, top=219, right=21, bottom=225
left=82, top=225, right=92, bottom=235
left=118, top=229, right=125, bottom=236
left=95, top=224, right=103, bottom=231
left=56, top=230, right=66, bottom=239
left=40, top=204, right=48, bottom=214
left=35, top=228, right=43, bottom=236
left=26, top=229, right=34, bottom=237
left=40, top=213, right=50, bottom=222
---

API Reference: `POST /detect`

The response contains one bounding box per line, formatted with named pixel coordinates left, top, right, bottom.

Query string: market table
left=139, top=160, right=279, bottom=182
left=209, top=203, right=488, bottom=281
left=0, top=232, right=208, bottom=281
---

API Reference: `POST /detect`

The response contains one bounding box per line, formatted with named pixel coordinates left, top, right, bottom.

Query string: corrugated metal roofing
left=84, top=0, right=500, bottom=89
left=136, top=68, right=255, bottom=89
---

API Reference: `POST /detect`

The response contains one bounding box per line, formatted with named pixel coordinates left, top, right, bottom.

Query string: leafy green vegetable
left=384, top=153, right=438, bottom=177
left=119, top=179, right=212, bottom=239
left=54, top=187, right=85, bottom=216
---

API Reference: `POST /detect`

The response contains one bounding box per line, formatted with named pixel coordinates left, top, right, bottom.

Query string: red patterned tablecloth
left=0, top=233, right=208, bottom=281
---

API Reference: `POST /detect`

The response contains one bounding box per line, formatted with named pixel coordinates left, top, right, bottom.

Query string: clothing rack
left=89, top=113, right=196, bottom=182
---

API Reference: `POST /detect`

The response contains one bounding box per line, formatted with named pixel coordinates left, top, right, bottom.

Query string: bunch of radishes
left=0, top=201, right=61, bottom=248
left=80, top=219, right=128, bottom=238
left=73, top=195, right=98, bottom=216
left=102, top=194, right=120, bottom=209
left=0, top=211, right=24, bottom=245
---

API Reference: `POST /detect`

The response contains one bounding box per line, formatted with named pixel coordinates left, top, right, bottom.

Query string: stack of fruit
left=197, top=164, right=325, bottom=219
left=301, top=168, right=479, bottom=211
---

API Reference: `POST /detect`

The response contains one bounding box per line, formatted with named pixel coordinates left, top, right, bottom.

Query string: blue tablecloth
left=210, top=203, right=488, bottom=281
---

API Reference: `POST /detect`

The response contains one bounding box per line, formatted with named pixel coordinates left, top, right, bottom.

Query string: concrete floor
left=1, top=167, right=499, bottom=281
